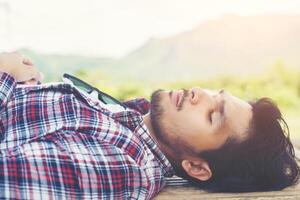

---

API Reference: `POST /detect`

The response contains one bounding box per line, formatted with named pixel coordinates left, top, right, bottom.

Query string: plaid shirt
left=0, top=72, right=174, bottom=200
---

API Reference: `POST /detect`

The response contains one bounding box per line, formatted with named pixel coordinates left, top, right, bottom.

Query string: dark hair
left=176, top=98, right=300, bottom=192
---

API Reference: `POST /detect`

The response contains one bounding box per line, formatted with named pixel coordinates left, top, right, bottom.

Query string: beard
left=150, top=89, right=198, bottom=178
left=150, top=89, right=169, bottom=146
left=150, top=89, right=202, bottom=177
left=150, top=89, right=192, bottom=154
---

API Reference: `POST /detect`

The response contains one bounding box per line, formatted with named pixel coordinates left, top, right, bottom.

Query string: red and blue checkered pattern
left=0, top=72, right=174, bottom=199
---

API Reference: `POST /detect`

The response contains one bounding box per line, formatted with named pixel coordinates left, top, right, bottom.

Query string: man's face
left=150, top=87, right=253, bottom=156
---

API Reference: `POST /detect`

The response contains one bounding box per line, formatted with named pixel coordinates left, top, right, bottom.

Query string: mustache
left=177, top=89, right=189, bottom=111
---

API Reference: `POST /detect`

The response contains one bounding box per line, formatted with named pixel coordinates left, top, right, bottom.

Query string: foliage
left=80, top=64, right=300, bottom=109
left=75, top=64, right=300, bottom=139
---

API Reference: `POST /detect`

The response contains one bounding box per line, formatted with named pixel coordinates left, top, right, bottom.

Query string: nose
left=189, top=87, right=206, bottom=105
left=189, top=88, right=223, bottom=105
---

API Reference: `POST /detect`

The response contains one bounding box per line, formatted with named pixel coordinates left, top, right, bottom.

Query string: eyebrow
left=218, top=99, right=227, bottom=128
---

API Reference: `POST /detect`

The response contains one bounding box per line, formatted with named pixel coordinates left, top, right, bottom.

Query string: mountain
left=19, top=49, right=114, bottom=81
left=20, top=14, right=300, bottom=82
left=115, top=14, right=300, bottom=82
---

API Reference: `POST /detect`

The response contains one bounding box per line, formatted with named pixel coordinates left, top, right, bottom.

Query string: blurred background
left=0, top=0, right=299, bottom=144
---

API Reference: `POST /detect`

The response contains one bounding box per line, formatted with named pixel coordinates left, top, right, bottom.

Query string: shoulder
left=123, top=98, right=150, bottom=115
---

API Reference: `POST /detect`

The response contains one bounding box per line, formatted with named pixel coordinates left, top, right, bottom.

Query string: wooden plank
left=155, top=183, right=300, bottom=200
left=155, top=148, right=300, bottom=200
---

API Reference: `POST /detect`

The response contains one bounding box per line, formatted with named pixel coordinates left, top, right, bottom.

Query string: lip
left=171, top=90, right=183, bottom=108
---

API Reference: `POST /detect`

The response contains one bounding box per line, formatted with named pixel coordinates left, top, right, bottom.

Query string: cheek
left=176, top=115, right=207, bottom=141
left=181, top=120, right=229, bottom=152
left=162, top=105, right=216, bottom=140
left=183, top=110, right=208, bottom=132
left=189, top=132, right=228, bottom=152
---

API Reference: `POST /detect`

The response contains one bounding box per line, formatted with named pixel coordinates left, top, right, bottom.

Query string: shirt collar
left=111, top=98, right=175, bottom=177
left=136, top=118, right=175, bottom=177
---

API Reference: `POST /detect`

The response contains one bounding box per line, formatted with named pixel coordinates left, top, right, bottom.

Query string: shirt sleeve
left=0, top=72, right=17, bottom=110
left=0, top=130, right=150, bottom=200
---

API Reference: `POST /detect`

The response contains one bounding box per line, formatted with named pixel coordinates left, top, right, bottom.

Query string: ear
left=181, top=159, right=212, bottom=181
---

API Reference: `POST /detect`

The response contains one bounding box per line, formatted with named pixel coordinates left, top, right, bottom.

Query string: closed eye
left=208, top=110, right=213, bottom=124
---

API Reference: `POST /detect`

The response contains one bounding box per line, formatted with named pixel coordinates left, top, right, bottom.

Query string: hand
left=0, top=52, right=43, bottom=83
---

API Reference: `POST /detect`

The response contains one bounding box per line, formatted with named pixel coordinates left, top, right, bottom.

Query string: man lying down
left=0, top=52, right=299, bottom=199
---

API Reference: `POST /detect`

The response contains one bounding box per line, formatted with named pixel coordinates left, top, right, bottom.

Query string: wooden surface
left=155, top=184, right=300, bottom=200
left=155, top=148, right=300, bottom=200
left=155, top=181, right=300, bottom=200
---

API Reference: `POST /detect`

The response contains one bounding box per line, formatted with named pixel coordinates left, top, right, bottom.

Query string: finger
left=18, top=65, right=40, bottom=82
left=12, top=51, right=23, bottom=60
left=30, top=67, right=42, bottom=82
left=19, top=79, right=39, bottom=85
left=26, top=79, right=39, bottom=85
left=22, top=57, right=34, bottom=66
left=13, top=51, right=24, bottom=63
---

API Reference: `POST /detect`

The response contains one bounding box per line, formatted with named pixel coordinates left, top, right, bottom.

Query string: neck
left=142, top=113, right=178, bottom=165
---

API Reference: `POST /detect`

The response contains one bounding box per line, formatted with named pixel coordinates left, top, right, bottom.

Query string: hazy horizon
left=1, top=0, right=300, bottom=57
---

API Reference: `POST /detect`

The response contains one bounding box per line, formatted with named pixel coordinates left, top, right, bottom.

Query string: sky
left=0, top=0, right=300, bottom=58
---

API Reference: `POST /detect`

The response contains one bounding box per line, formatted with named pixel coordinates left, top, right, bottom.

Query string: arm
left=0, top=72, right=16, bottom=110
left=0, top=131, right=149, bottom=199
